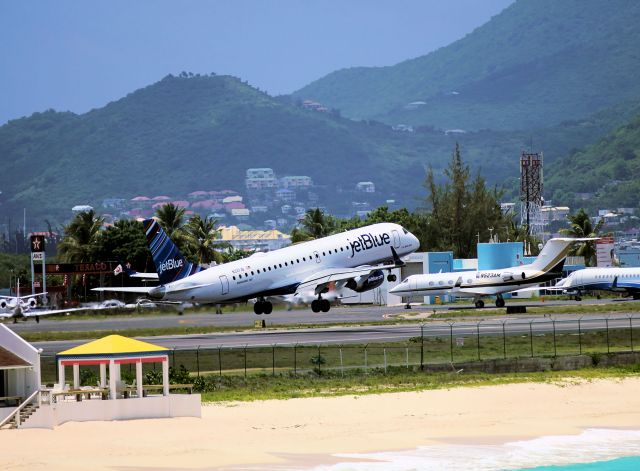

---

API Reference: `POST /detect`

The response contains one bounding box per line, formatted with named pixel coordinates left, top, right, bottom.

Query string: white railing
left=0, top=390, right=39, bottom=429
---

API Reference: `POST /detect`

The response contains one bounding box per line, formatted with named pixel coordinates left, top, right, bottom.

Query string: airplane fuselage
left=559, top=267, right=640, bottom=295
left=155, top=223, right=418, bottom=303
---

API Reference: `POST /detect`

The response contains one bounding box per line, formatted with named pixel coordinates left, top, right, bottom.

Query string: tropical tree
left=560, top=208, right=604, bottom=266
left=291, top=208, right=338, bottom=242
left=182, top=215, right=228, bottom=264
left=58, top=210, right=104, bottom=262
left=94, top=219, right=152, bottom=271
left=155, top=203, right=186, bottom=241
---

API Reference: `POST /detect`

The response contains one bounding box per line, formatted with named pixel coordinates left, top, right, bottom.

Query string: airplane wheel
left=263, top=302, right=273, bottom=315
left=575, top=296, right=582, bottom=302
left=253, top=302, right=263, bottom=315
left=311, top=300, right=321, bottom=313
left=495, top=298, right=505, bottom=308
left=475, top=300, right=485, bottom=309
left=387, top=274, right=397, bottom=282
left=320, top=299, right=331, bottom=312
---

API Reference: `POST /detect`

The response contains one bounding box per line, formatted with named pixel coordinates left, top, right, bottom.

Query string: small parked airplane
left=95, top=219, right=420, bottom=314
left=389, top=238, right=593, bottom=308
left=540, top=267, right=640, bottom=300
left=0, top=279, right=91, bottom=323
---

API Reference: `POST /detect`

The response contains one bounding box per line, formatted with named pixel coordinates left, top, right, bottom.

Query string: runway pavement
left=20, top=305, right=640, bottom=355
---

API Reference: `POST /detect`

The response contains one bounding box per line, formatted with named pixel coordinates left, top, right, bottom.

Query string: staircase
left=0, top=403, right=39, bottom=429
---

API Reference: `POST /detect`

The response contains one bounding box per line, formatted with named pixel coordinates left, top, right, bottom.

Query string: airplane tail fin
left=143, top=219, right=201, bottom=285
left=528, top=238, right=595, bottom=273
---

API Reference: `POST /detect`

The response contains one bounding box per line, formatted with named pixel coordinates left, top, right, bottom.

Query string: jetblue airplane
left=389, top=238, right=591, bottom=308
left=542, top=267, right=640, bottom=300
left=95, top=219, right=420, bottom=314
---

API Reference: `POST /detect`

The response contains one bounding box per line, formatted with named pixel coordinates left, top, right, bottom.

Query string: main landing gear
left=311, top=297, right=331, bottom=313
left=387, top=272, right=397, bottom=282
left=474, top=299, right=485, bottom=309
left=253, top=298, right=273, bottom=315
left=495, top=294, right=505, bottom=308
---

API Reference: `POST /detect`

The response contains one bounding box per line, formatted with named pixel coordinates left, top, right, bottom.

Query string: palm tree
left=560, top=208, right=604, bottom=266
left=183, top=215, right=228, bottom=264
left=155, top=203, right=186, bottom=240
left=296, top=208, right=336, bottom=240
left=58, top=210, right=104, bottom=262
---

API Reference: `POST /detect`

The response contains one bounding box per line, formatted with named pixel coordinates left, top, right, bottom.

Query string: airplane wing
left=295, top=247, right=404, bottom=295
left=21, top=305, right=115, bottom=318
left=92, top=286, right=156, bottom=294
left=128, top=272, right=159, bottom=280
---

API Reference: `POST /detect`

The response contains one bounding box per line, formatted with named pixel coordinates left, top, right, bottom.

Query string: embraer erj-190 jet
left=389, top=238, right=591, bottom=308
left=95, top=219, right=420, bottom=314
left=542, top=267, right=640, bottom=300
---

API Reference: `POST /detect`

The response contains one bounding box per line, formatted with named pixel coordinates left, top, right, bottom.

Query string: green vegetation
left=294, top=0, right=640, bottom=132
left=0, top=253, right=30, bottom=288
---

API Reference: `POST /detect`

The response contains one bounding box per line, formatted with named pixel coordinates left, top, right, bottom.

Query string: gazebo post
left=109, top=359, right=117, bottom=399
left=99, top=363, right=107, bottom=388
left=58, top=361, right=65, bottom=388
left=136, top=360, right=143, bottom=398
left=162, top=357, right=169, bottom=396
left=73, top=363, right=80, bottom=389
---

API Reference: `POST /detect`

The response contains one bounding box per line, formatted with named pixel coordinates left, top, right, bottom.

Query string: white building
left=356, top=181, right=375, bottom=193
left=245, top=168, right=278, bottom=190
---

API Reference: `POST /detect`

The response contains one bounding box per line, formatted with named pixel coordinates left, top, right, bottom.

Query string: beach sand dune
left=2, top=378, right=640, bottom=470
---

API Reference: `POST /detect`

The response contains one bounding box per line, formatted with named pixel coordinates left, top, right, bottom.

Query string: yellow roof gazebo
left=56, top=335, right=169, bottom=400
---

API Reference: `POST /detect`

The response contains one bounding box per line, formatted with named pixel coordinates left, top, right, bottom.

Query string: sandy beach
left=2, top=377, right=640, bottom=470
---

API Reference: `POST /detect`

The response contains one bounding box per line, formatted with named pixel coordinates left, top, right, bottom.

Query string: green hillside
left=547, top=113, right=640, bottom=210
left=1, top=73, right=638, bottom=225
left=293, top=0, right=640, bottom=131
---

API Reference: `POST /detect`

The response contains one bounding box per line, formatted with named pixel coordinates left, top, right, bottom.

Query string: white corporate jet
left=389, top=238, right=591, bottom=308
left=0, top=279, right=90, bottom=323
left=541, top=267, right=640, bottom=301
left=94, top=218, right=420, bottom=314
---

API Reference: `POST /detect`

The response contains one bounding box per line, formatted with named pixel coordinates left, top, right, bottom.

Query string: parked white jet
left=0, top=280, right=89, bottom=323
left=94, top=219, right=420, bottom=314
left=389, top=238, right=591, bottom=308
left=541, top=267, right=640, bottom=301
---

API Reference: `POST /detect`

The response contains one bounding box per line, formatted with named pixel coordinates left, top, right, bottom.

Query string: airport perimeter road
left=33, top=313, right=640, bottom=354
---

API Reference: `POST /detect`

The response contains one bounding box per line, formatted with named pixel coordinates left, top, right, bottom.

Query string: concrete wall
left=23, top=394, right=201, bottom=429
left=0, top=325, right=41, bottom=398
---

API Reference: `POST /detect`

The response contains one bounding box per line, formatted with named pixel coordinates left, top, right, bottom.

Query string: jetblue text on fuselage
left=159, top=258, right=184, bottom=274
left=349, top=233, right=391, bottom=257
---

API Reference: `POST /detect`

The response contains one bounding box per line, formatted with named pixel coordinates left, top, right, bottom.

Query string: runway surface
left=8, top=299, right=637, bottom=354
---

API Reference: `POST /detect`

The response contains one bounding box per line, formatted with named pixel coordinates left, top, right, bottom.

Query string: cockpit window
left=402, top=228, right=408, bottom=234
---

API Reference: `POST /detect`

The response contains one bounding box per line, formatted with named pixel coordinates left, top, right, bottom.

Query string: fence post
left=529, top=321, right=534, bottom=357
left=606, top=317, right=610, bottom=354
left=318, top=345, right=321, bottom=375
left=406, top=346, right=409, bottom=370
left=477, top=322, right=481, bottom=361
left=552, top=319, right=557, bottom=357
left=384, top=348, right=387, bottom=374
left=449, top=323, right=454, bottom=362
left=630, top=317, right=634, bottom=352
left=244, top=345, right=247, bottom=378
left=578, top=317, right=582, bottom=355
left=272, top=344, right=276, bottom=377
left=502, top=321, right=507, bottom=359
left=196, top=346, right=200, bottom=377
left=218, top=347, right=222, bottom=376
left=339, top=347, right=344, bottom=377
left=420, top=325, right=424, bottom=371
left=172, top=348, right=176, bottom=368
left=364, top=344, right=368, bottom=374
left=294, top=344, right=297, bottom=376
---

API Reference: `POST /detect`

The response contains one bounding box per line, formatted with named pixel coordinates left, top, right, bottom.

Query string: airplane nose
left=410, top=232, right=420, bottom=250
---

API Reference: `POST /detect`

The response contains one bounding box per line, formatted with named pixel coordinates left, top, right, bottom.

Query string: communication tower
left=519, top=151, right=544, bottom=238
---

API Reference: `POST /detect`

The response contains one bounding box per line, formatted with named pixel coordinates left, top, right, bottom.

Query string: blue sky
left=0, top=0, right=513, bottom=124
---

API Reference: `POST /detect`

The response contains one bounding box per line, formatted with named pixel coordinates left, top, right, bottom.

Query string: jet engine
left=501, top=272, right=527, bottom=281
left=345, top=270, right=385, bottom=293
left=27, top=298, right=38, bottom=309
left=0, top=299, right=7, bottom=310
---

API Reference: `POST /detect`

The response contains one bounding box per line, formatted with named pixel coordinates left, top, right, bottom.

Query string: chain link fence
left=39, top=315, right=640, bottom=382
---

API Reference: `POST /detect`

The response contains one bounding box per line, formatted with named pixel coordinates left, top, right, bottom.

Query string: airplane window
left=438, top=281, right=444, bottom=285
left=402, top=228, right=408, bottom=234
left=268, top=267, right=271, bottom=271
left=323, top=252, right=326, bottom=256
left=340, top=247, right=344, bottom=252
left=257, top=269, right=260, bottom=273
left=285, top=262, right=288, bottom=266
left=429, top=281, right=434, bottom=286
left=232, top=276, right=236, bottom=280
left=448, top=280, right=454, bottom=285
left=467, top=279, right=472, bottom=284
left=296, top=259, right=300, bottom=263
left=303, top=257, right=306, bottom=261
left=251, top=271, right=254, bottom=275
left=279, top=264, right=282, bottom=268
